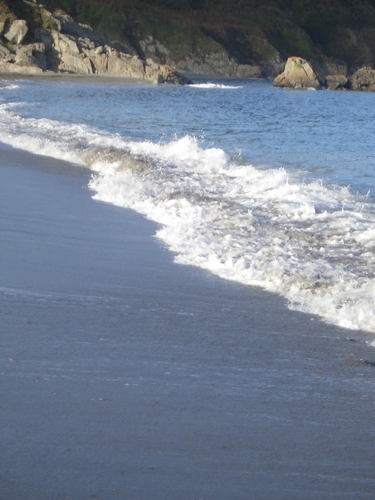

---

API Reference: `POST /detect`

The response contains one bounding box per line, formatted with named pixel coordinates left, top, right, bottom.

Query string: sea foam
left=189, top=82, right=244, bottom=89
left=1, top=100, right=375, bottom=336
left=88, top=135, right=375, bottom=334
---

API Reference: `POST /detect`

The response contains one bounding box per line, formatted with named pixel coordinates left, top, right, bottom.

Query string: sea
left=1, top=76, right=375, bottom=338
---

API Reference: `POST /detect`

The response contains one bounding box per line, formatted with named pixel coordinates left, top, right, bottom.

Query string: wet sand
left=1, top=143, right=375, bottom=499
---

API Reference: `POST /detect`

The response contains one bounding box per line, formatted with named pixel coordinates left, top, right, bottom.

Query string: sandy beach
left=1, top=143, right=375, bottom=499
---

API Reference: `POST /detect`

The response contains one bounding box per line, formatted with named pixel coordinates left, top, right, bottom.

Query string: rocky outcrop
left=0, top=7, right=190, bottom=84
left=325, top=74, right=349, bottom=90
left=273, top=56, right=321, bottom=89
left=176, top=56, right=263, bottom=79
left=2, top=1, right=375, bottom=90
left=4, top=19, right=28, bottom=44
left=349, top=67, right=375, bottom=91
left=55, top=0, right=375, bottom=81
left=139, top=33, right=264, bottom=78
left=273, top=57, right=375, bottom=91
left=5, top=0, right=375, bottom=81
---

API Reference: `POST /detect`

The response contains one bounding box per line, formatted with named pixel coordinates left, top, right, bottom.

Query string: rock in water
left=273, top=56, right=321, bottom=89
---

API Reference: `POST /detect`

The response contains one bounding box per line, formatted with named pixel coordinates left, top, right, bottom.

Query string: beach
left=1, top=141, right=375, bottom=499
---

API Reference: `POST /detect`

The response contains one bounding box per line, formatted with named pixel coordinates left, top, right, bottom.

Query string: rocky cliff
left=273, top=56, right=375, bottom=91
left=0, top=0, right=190, bottom=83
left=34, top=0, right=375, bottom=79
left=2, top=0, right=375, bottom=87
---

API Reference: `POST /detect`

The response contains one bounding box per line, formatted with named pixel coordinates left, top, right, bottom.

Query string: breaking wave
left=189, top=82, right=244, bottom=89
left=1, top=100, right=375, bottom=335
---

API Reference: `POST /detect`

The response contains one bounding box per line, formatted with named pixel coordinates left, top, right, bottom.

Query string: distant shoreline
left=0, top=70, right=270, bottom=85
left=0, top=72, right=148, bottom=84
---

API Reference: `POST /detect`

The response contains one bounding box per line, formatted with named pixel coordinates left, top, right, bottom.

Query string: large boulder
left=144, top=58, right=191, bottom=84
left=4, top=20, right=28, bottom=44
left=349, top=67, right=375, bottom=91
left=273, top=56, right=321, bottom=89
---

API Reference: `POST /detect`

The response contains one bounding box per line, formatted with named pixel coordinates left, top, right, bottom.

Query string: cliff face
left=0, top=0, right=191, bottom=83
left=2, top=0, right=375, bottom=81
left=35, top=0, right=375, bottom=78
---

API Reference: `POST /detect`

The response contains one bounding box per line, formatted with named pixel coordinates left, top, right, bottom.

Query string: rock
left=53, top=32, right=80, bottom=57
left=273, top=56, right=321, bottom=89
left=0, top=5, right=190, bottom=84
left=312, top=56, right=348, bottom=80
left=15, top=52, right=39, bottom=68
left=31, top=43, right=48, bottom=70
left=144, top=58, right=192, bottom=84
left=34, top=28, right=54, bottom=52
left=0, top=44, right=10, bottom=58
left=140, top=36, right=170, bottom=60
left=0, top=19, right=10, bottom=37
left=86, top=48, right=108, bottom=74
left=94, top=46, right=105, bottom=55
left=50, top=31, right=93, bottom=74
left=0, top=42, right=46, bottom=73
left=137, top=20, right=282, bottom=78
left=16, top=43, right=47, bottom=71
left=235, top=64, right=263, bottom=78
left=47, top=12, right=189, bottom=82
left=325, top=74, right=349, bottom=90
left=52, top=11, right=110, bottom=48
left=0, top=58, right=43, bottom=74
left=106, top=51, right=144, bottom=79
left=349, top=67, right=375, bottom=91
left=60, top=52, right=93, bottom=74
left=4, top=20, right=28, bottom=45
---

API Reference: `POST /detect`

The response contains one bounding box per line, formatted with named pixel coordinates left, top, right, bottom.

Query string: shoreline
left=1, top=143, right=375, bottom=498
left=0, top=70, right=266, bottom=85
left=0, top=71, right=148, bottom=85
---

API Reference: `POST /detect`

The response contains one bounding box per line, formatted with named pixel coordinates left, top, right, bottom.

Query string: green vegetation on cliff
left=2, top=0, right=375, bottom=75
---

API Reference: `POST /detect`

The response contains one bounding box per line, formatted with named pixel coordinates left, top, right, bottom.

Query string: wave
left=1, top=103, right=375, bottom=336
left=189, top=83, right=244, bottom=89
left=0, top=83, right=20, bottom=90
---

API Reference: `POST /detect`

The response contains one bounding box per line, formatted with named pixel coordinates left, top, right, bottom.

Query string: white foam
left=89, top=136, right=375, bottom=335
left=0, top=83, right=20, bottom=90
left=189, top=83, right=244, bottom=89
left=0, top=102, right=128, bottom=165
left=1, top=104, right=375, bottom=336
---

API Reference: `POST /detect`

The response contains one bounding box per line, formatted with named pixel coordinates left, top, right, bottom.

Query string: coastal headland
left=0, top=1, right=191, bottom=84
left=1, top=0, right=375, bottom=89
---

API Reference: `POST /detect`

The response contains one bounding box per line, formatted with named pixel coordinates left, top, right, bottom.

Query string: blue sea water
left=1, top=77, right=375, bottom=335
